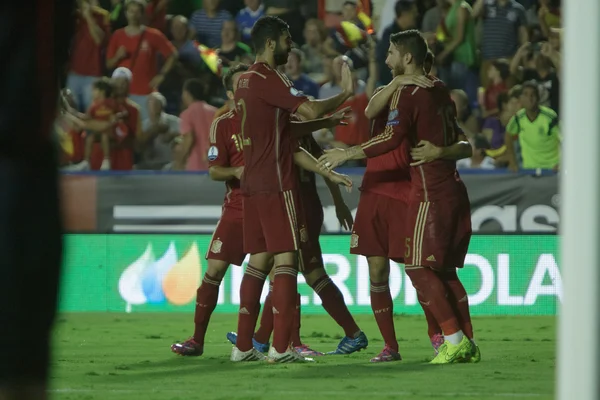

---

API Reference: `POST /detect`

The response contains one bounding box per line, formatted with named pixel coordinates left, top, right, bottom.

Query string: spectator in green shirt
left=505, top=81, right=561, bottom=172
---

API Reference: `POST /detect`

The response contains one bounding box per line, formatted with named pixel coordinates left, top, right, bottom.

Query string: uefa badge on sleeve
left=208, top=146, right=218, bottom=161
left=350, top=234, right=359, bottom=248
left=387, top=109, right=399, bottom=126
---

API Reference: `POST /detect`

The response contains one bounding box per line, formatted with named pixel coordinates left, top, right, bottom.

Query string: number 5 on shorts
left=405, top=237, right=411, bottom=258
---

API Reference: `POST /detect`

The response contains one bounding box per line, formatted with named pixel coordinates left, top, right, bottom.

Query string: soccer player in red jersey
left=231, top=15, right=358, bottom=363
left=319, top=30, right=480, bottom=364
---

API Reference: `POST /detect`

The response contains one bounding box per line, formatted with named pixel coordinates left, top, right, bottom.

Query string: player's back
left=406, top=79, right=463, bottom=199
left=234, top=62, right=303, bottom=194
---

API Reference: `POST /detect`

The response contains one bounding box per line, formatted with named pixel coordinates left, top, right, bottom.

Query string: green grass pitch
left=50, top=313, right=556, bottom=400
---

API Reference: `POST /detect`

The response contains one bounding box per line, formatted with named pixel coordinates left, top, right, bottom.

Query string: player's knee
left=367, top=256, right=389, bottom=282
left=303, top=268, right=326, bottom=286
left=273, top=251, right=297, bottom=268
left=249, top=252, right=275, bottom=273
left=206, top=260, right=229, bottom=280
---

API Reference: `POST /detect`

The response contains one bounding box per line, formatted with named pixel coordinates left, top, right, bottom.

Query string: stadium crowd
left=59, top=0, right=562, bottom=172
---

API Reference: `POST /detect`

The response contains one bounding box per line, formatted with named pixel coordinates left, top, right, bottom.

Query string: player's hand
left=410, top=140, right=443, bottom=166
left=340, top=57, right=355, bottom=97
left=327, top=106, right=352, bottom=128
left=334, top=202, right=354, bottom=230
left=328, top=171, right=353, bottom=191
left=115, top=46, right=128, bottom=60
left=318, top=148, right=348, bottom=171
left=233, top=166, right=244, bottom=180
left=393, top=74, right=434, bottom=89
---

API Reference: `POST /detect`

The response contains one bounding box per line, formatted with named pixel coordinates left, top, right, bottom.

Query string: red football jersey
left=234, top=62, right=309, bottom=194
left=360, top=87, right=411, bottom=202
left=208, top=110, right=244, bottom=218
left=361, top=77, right=465, bottom=201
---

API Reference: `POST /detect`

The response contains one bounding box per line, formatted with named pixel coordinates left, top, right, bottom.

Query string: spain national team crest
left=211, top=239, right=223, bottom=254
left=299, top=227, right=308, bottom=243
left=350, top=233, right=359, bottom=248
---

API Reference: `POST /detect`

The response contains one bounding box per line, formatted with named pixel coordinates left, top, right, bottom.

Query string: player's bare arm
left=409, top=137, right=472, bottom=166
left=293, top=148, right=353, bottom=189
left=295, top=60, right=355, bottom=120
left=290, top=107, right=351, bottom=138
left=364, top=75, right=433, bottom=119
left=209, top=166, right=244, bottom=181
left=324, top=178, right=354, bottom=230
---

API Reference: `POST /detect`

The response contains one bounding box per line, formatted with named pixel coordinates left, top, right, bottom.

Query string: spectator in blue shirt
left=285, top=49, right=320, bottom=99
left=236, top=0, right=265, bottom=44
left=189, top=0, right=233, bottom=48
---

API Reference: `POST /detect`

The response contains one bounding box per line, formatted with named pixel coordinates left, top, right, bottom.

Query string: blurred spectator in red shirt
left=176, top=79, right=216, bottom=171
left=479, top=59, right=510, bottom=119
left=67, top=0, right=111, bottom=112
left=106, top=0, right=178, bottom=121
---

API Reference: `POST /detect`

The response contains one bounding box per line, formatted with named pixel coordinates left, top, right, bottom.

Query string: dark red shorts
left=243, top=189, right=307, bottom=255
left=205, top=211, right=246, bottom=266
left=350, top=191, right=408, bottom=262
left=404, top=198, right=472, bottom=270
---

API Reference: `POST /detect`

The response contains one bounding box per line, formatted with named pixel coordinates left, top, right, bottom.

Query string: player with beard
left=231, top=16, right=358, bottom=363
left=319, top=31, right=479, bottom=364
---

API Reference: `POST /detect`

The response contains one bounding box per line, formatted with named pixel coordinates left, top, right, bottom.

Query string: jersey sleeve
left=361, top=88, right=412, bottom=158
left=208, top=118, right=230, bottom=168
left=506, top=115, right=520, bottom=136
left=258, top=71, right=309, bottom=114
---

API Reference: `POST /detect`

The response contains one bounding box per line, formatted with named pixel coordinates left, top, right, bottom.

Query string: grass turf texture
left=51, top=314, right=555, bottom=400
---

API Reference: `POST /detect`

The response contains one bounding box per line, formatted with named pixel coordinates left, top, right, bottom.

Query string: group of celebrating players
left=171, top=16, right=480, bottom=365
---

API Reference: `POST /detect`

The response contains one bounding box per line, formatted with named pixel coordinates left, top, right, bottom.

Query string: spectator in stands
left=145, top=0, right=169, bottom=33
left=301, top=19, right=329, bottom=82
left=481, top=87, right=521, bottom=163
left=505, top=81, right=560, bottom=172
left=479, top=60, right=510, bottom=119
left=108, top=0, right=129, bottom=31
left=263, top=0, right=305, bottom=46
left=68, top=0, right=111, bottom=112
left=537, top=0, right=561, bottom=39
left=284, top=49, right=320, bottom=99
left=236, top=0, right=265, bottom=44
left=341, top=1, right=364, bottom=28
left=376, top=1, right=418, bottom=85
left=138, top=92, right=181, bottom=170
left=451, top=89, right=479, bottom=137
left=437, top=0, right=478, bottom=106
left=190, top=0, right=233, bottom=48
left=319, top=56, right=365, bottom=99
left=176, top=79, right=216, bottom=171
left=473, top=0, right=529, bottom=88
left=171, top=15, right=202, bottom=67
left=218, top=20, right=253, bottom=69
left=510, top=41, right=560, bottom=114
left=106, top=0, right=178, bottom=121
left=456, top=134, right=496, bottom=169
left=421, top=0, right=448, bottom=36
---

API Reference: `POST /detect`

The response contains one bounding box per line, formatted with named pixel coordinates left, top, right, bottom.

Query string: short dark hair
left=395, top=0, right=414, bottom=18
left=222, top=64, right=250, bottom=91
left=492, top=60, right=510, bottom=81
left=251, top=16, right=290, bottom=54
left=183, top=78, right=206, bottom=101
left=521, top=80, right=540, bottom=99
left=424, top=50, right=434, bottom=74
left=92, top=77, right=113, bottom=97
left=390, top=29, right=428, bottom=67
left=496, top=92, right=509, bottom=113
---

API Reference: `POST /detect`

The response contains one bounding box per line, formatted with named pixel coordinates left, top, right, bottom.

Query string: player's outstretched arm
left=290, top=107, right=351, bottom=138
left=208, top=166, right=243, bottom=182
left=293, top=148, right=353, bottom=188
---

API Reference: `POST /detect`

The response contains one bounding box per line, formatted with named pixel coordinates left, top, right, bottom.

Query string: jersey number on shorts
left=438, top=105, right=458, bottom=146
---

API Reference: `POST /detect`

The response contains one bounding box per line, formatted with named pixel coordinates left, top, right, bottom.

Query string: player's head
left=147, top=92, right=166, bottom=117
left=251, top=16, right=292, bottom=66
left=182, top=78, right=207, bottom=107
left=125, top=0, right=145, bottom=26
left=91, top=77, right=113, bottom=101
left=387, top=30, right=428, bottom=76
left=222, top=64, right=250, bottom=99
left=520, top=81, right=540, bottom=111
left=111, top=67, right=132, bottom=97
left=423, top=50, right=434, bottom=75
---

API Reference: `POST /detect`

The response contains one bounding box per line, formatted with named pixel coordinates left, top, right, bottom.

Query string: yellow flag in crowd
left=197, top=43, right=222, bottom=76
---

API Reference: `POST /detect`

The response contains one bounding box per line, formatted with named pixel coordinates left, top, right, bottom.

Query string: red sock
left=253, top=282, right=274, bottom=344
left=235, top=265, right=267, bottom=351
left=272, top=265, right=298, bottom=353
left=312, top=275, right=360, bottom=338
left=290, top=293, right=302, bottom=347
left=193, top=273, right=222, bottom=346
left=439, top=269, right=473, bottom=339
left=417, top=291, right=442, bottom=339
left=406, top=267, right=461, bottom=335
left=370, top=280, right=398, bottom=352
